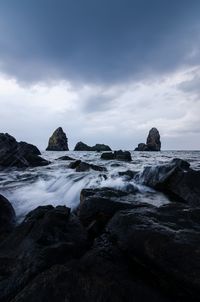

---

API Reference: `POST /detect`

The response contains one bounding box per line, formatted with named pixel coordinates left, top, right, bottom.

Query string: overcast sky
left=0, top=0, right=200, bottom=150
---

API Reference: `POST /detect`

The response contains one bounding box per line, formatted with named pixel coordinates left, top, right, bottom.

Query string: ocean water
left=0, top=150, right=199, bottom=221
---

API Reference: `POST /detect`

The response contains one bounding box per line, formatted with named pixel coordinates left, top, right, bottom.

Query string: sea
left=0, top=150, right=199, bottom=221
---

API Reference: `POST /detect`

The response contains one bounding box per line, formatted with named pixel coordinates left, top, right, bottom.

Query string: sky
left=0, top=0, right=200, bottom=150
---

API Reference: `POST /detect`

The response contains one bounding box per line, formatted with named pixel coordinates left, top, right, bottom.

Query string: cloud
left=0, top=0, right=200, bottom=84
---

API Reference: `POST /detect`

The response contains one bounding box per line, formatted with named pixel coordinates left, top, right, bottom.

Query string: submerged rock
left=56, top=155, right=75, bottom=161
left=46, top=127, right=69, bottom=151
left=140, top=158, right=200, bottom=206
left=69, top=160, right=106, bottom=172
left=0, top=133, right=49, bottom=168
left=74, top=141, right=112, bottom=151
left=101, top=150, right=132, bottom=161
left=135, top=127, right=161, bottom=151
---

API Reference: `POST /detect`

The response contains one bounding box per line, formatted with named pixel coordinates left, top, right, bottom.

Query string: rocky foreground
left=0, top=158, right=200, bottom=301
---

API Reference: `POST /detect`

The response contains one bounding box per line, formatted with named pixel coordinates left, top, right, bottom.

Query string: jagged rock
left=69, top=160, right=106, bottom=172
left=74, top=142, right=112, bottom=151
left=74, top=141, right=91, bottom=151
left=0, top=205, right=88, bottom=302
left=101, top=150, right=132, bottom=161
left=0, top=133, right=49, bottom=168
left=146, top=127, right=161, bottom=151
left=0, top=194, right=16, bottom=241
left=56, top=155, right=75, bottom=161
left=135, top=127, right=161, bottom=151
left=107, top=202, right=200, bottom=300
left=140, top=158, right=200, bottom=206
left=46, top=127, right=69, bottom=151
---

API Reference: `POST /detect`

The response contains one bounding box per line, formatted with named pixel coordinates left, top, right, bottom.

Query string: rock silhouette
left=135, top=127, right=161, bottom=151
left=46, top=127, right=69, bottom=151
left=74, top=141, right=111, bottom=151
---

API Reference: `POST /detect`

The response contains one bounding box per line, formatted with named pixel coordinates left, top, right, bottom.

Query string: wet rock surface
left=0, top=156, right=200, bottom=301
left=140, top=158, right=200, bottom=206
left=0, top=133, right=49, bottom=168
left=46, top=127, right=69, bottom=151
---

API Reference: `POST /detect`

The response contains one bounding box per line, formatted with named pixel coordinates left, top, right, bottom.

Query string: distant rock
left=74, top=142, right=111, bottom=151
left=91, top=144, right=111, bottom=152
left=135, top=127, right=161, bottom=151
left=74, top=141, right=91, bottom=151
left=0, top=133, right=49, bottom=168
left=101, top=150, right=132, bottom=161
left=46, top=127, right=69, bottom=151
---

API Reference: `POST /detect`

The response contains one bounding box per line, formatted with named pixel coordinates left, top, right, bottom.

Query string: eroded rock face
left=140, top=158, right=200, bottom=206
left=0, top=133, right=49, bottom=168
left=135, top=127, right=161, bottom=151
left=46, top=127, right=69, bottom=151
left=74, top=142, right=111, bottom=151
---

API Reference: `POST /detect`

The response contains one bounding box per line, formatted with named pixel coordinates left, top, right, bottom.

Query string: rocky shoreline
left=0, top=156, right=200, bottom=301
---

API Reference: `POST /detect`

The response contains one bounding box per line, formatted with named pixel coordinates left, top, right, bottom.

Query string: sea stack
left=135, top=127, right=161, bottom=151
left=46, top=127, right=69, bottom=151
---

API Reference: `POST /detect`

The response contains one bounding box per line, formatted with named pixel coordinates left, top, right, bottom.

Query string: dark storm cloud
left=0, top=0, right=200, bottom=84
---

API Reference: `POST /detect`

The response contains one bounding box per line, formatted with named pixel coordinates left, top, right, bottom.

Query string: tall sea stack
left=46, top=127, right=69, bottom=151
left=135, top=127, right=161, bottom=151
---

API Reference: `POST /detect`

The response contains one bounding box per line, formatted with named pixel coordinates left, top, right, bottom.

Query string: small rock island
left=46, top=127, right=69, bottom=151
left=135, top=127, right=161, bottom=151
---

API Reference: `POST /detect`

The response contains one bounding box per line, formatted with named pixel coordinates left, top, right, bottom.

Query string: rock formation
left=135, top=127, right=161, bottom=151
left=74, top=141, right=111, bottom=151
left=101, top=150, right=132, bottom=161
left=69, top=160, right=107, bottom=172
left=46, top=127, right=69, bottom=151
left=0, top=133, right=49, bottom=168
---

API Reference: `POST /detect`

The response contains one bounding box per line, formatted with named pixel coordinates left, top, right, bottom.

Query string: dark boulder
left=135, top=127, right=161, bottom=151
left=46, top=127, right=69, bottom=151
left=0, top=194, right=16, bottom=241
left=74, top=141, right=91, bottom=151
left=140, top=158, right=200, bottom=206
left=0, top=133, right=49, bottom=168
left=0, top=205, right=88, bottom=302
left=74, top=142, right=112, bottom=151
left=56, top=155, right=75, bottom=161
left=107, top=202, right=200, bottom=300
left=101, top=150, right=132, bottom=161
left=18, top=141, right=41, bottom=155
left=69, top=160, right=106, bottom=172
left=91, top=144, right=111, bottom=151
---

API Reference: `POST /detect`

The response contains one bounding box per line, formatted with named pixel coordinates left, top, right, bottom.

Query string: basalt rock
left=0, top=133, right=49, bottom=168
left=0, top=205, right=88, bottom=302
left=101, top=150, right=132, bottom=161
left=56, top=155, right=75, bottom=161
left=46, top=127, right=69, bottom=151
left=135, top=127, right=161, bottom=151
left=140, top=158, right=200, bottom=206
left=107, top=202, right=200, bottom=300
